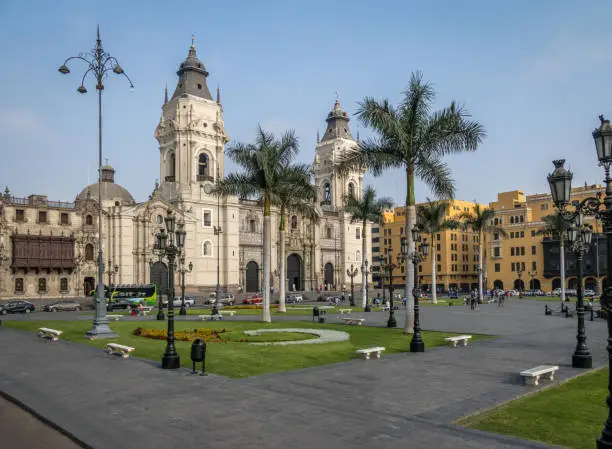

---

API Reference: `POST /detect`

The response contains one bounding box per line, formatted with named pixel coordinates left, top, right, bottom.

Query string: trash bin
left=191, top=338, right=206, bottom=374
left=312, top=307, right=320, bottom=323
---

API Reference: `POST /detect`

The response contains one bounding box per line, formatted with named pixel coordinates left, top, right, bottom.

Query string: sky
left=1, top=0, right=612, bottom=208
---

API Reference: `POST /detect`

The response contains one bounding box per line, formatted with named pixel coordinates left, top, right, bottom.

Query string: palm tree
left=537, top=213, right=572, bottom=301
left=214, top=126, right=301, bottom=322
left=416, top=199, right=460, bottom=304
left=344, top=186, right=393, bottom=308
left=459, top=205, right=506, bottom=301
left=342, top=71, right=485, bottom=333
left=276, top=165, right=318, bottom=313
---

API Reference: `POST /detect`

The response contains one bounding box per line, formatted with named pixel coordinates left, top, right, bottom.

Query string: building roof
left=76, top=165, right=136, bottom=205
left=321, top=99, right=353, bottom=142
left=170, top=41, right=213, bottom=101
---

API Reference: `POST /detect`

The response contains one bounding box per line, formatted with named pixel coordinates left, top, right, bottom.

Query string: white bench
left=141, top=310, right=150, bottom=316
left=38, top=327, right=62, bottom=342
left=356, top=347, right=386, bottom=360
left=338, top=309, right=352, bottom=315
left=520, top=365, right=559, bottom=386
left=341, top=317, right=365, bottom=326
left=107, top=314, right=122, bottom=321
left=219, top=310, right=236, bottom=316
left=198, top=314, right=223, bottom=321
left=445, top=335, right=472, bottom=347
left=105, top=343, right=136, bottom=359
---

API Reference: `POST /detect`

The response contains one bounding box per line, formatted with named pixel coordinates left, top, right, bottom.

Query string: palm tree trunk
left=560, top=237, right=566, bottom=302
left=361, top=220, right=367, bottom=308
left=431, top=232, right=437, bottom=304
left=478, top=229, right=484, bottom=301
left=262, top=198, right=272, bottom=322
left=278, top=214, right=286, bottom=313
left=404, top=166, right=416, bottom=334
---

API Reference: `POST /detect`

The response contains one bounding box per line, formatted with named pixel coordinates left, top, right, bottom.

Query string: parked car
left=44, top=300, right=81, bottom=312
left=0, top=300, right=35, bottom=314
left=286, top=294, right=303, bottom=303
left=584, top=289, right=596, bottom=297
left=106, top=299, right=134, bottom=311
left=243, top=294, right=263, bottom=305
left=209, top=294, right=235, bottom=306
left=172, top=296, right=196, bottom=307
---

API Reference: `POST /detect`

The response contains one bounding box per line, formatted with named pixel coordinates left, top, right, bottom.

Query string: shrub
left=133, top=327, right=226, bottom=343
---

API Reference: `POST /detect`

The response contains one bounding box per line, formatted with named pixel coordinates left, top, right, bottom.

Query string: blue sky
left=1, top=0, right=612, bottom=207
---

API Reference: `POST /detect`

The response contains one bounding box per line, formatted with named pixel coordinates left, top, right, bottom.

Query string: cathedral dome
left=76, top=165, right=136, bottom=206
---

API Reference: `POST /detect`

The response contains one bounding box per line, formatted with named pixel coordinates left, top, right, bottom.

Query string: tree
left=276, top=165, right=318, bottom=313
left=214, top=126, right=301, bottom=322
left=344, top=186, right=393, bottom=308
left=537, top=213, right=572, bottom=301
left=342, top=71, right=485, bottom=333
left=459, top=205, right=506, bottom=301
left=416, top=199, right=460, bottom=303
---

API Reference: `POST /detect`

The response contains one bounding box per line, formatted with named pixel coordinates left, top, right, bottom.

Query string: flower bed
left=225, top=304, right=280, bottom=310
left=133, top=327, right=226, bottom=343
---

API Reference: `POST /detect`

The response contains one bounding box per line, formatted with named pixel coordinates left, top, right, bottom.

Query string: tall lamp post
left=155, top=211, right=185, bottom=369
left=346, top=264, right=358, bottom=306
left=213, top=164, right=222, bottom=316
left=151, top=250, right=166, bottom=321
left=410, top=226, right=429, bottom=353
left=516, top=264, right=524, bottom=298
left=59, top=27, right=133, bottom=339
left=547, top=159, right=595, bottom=371
left=178, top=257, right=193, bottom=316
left=361, top=260, right=370, bottom=312
left=380, top=249, right=399, bottom=328
left=528, top=270, right=537, bottom=292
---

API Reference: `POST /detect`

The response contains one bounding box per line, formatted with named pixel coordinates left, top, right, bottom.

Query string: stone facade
left=0, top=43, right=370, bottom=300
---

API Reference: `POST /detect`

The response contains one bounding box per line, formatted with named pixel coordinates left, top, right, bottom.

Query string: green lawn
left=459, top=368, right=608, bottom=449
left=5, top=319, right=492, bottom=378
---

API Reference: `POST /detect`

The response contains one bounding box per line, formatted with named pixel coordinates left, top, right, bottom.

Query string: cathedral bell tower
left=313, top=99, right=363, bottom=208
left=154, top=39, right=229, bottom=202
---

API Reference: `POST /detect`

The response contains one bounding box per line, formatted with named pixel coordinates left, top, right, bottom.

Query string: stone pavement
left=0, top=299, right=607, bottom=449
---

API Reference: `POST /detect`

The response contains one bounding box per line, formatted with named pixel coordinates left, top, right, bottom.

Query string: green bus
left=105, top=284, right=158, bottom=306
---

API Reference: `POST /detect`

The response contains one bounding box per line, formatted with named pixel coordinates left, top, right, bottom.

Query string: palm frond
left=415, top=152, right=455, bottom=200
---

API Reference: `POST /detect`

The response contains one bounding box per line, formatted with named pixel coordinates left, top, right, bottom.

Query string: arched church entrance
left=83, top=277, right=95, bottom=296
left=324, top=263, right=334, bottom=289
left=150, top=262, right=169, bottom=298
left=245, top=261, right=259, bottom=293
left=287, top=254, right=302, bottom=291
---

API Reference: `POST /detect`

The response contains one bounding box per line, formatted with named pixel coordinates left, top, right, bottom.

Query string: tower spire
left=316, top=130, right=320, bottom=144
left=164, top=84, right=168, bottom=104
left=216, top=84, right=220, bottom=104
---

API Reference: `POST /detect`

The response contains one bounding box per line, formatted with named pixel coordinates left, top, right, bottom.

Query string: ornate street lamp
left=346, top=264, right=358, bottom=306
left=516, top=264, right=524, bottom=298
left=152, top=231, right=166, bottom=321
left=155, top=211, right=184, bottom=370
left=59, top=27, right=132, bottom=340
left=175, top=223, right=190, bottom=316
left=528, top=270, right=537, bottom=292
left=410, top=226, right=429, bottom=353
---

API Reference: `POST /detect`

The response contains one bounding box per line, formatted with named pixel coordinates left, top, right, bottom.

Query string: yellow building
left=486, top=185, right=604, bottom=293
left=374, top=200, right=487, bottom=294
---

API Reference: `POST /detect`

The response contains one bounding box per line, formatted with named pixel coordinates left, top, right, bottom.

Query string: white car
left=583, top=289, right=596, bottom=297
left=286, top=294, right=303, bottom=303
left=171, top=296, right=195, bottom=307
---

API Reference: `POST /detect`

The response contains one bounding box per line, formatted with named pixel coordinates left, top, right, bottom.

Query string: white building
left=0, top=42, right=371, bottom=299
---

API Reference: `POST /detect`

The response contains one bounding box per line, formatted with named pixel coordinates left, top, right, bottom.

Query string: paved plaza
left=0, top=300, right=607, bottom=448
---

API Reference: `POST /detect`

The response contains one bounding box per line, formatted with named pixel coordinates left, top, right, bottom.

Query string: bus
left=105, top=284, right=158, bottom=306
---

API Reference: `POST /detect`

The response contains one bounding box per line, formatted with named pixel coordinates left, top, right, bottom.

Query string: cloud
left=0, top=108, right=45, bottom=135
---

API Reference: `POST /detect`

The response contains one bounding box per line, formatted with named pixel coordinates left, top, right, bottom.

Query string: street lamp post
left=382, top=248, right=399, bottom=328
left=59, top=27, right=133, bottom=340
left=547, top=159, right=596, bottom=371
left=410, top=226, right=429, bottom=353
left=213, top=164, right=222, bottom=316
left=151, top=250, right=166, bottom=321
left=346, top=264, right=358, bottom=307
left=155, top=211, right=185, bottom=369
left=516, top=264, right=524, bottom=298
left=178, top=259, right=193, bottom=316
left=528, top=270, right=537, bottom=292
left=361, top=260, right=370, bottom=312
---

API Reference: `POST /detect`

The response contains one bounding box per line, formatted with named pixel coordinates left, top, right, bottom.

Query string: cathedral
left=0, top=42, right=371, bottom=300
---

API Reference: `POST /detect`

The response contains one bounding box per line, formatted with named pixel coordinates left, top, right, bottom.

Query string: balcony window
left=14, top=278, right=24, bottom=293
left=16, top=209, right=25, bottom=222
left=38, top=211, right=47, bottom=223
left=60, top=212, right=69, bottom=225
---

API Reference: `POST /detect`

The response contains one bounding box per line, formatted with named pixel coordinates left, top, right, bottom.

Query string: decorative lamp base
left=572, top=353, right=593, bottom=369
left=85, top=325, right=118, bottom=340
left=179, top=306, right=187, bottom=316
left=597, top=430, right=612, bottom=448
left=410, top=339, right=425, bottom=353
left=157, top=311, right=165, bottom=320
left=387, top=316, right=397, bottom=328
left=364, top=304, right=371, bottom=313
left=162, top=354, right=181, bottom=369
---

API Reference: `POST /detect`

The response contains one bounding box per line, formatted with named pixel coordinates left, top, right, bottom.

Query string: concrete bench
left=520, top=365, right=559, bottom=386
left=341, top=317, right=365, bottom=326
left=107, top=314, right=122, bottom=321
left=105, top=343, right=136, bottom=359
left=198, top=314, right=223, bottom=321
left=445, top=335, right=472, bottom=347
left=338, top=309, right=352, bottom=315
left=38, top=327, right=62, bottom=342
left=356, top=347, right=385, bottom=360
left=219, top=310, right=236, bottom=317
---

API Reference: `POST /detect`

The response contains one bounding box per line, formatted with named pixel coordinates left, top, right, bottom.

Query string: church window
left=249, top=219, right=256, bottom=233
left=169, top=152, right=176, bottom=178
left=202, top=209, right=212, bottom=228
left=348, top=182, right=355, bottom=198
left=60, top=278, right=69, bottom=292
left=356, top=227, right=361, bottom=240
left=157, top=215, right=163, bottom=224
left=60, top=213, right=69, bottom=225
left=197, top=83, right=202, bottom=89
left=85, top=214, right=93, bottom=225
left=198, top=154, right=210, bottom=179
left=326, top=226, right=333, bottom=239
left=14, top=278, right=23, bottom=293
left=323, top=183, right=331, bottom=204
left=38, top=211, right=47, bottom=224
left=85, top=244, right=94, bottom=261
left=202, top=241, right=212, bottom=257
left=356, top=250, right=361, bottom=261
left=38, top=278, right=47, bottom=293
left=291, top=216, right=298, bottom=230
